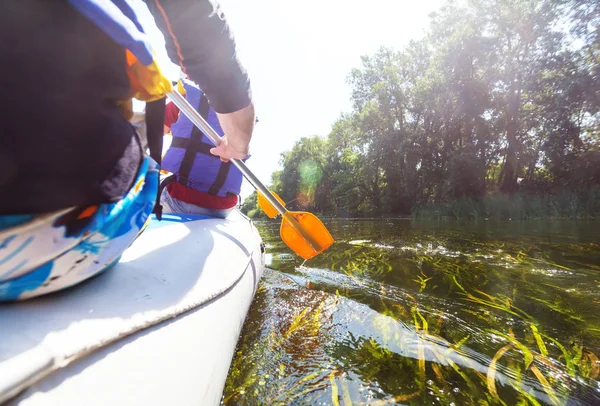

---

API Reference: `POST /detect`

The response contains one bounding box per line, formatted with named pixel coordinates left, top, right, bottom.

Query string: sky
left=138, top=0, right=444, bottom=199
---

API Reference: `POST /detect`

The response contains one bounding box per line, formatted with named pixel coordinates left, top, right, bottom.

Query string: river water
left=224, top=219, right=600, bottom=405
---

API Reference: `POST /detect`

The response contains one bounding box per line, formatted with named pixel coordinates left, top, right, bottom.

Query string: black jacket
left=145, top=0, right=252, bottom=114
left=0, top=0, right=251, bottom=214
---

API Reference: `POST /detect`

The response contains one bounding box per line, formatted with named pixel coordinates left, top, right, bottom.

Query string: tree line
left=243, top=0, right=599, bottom=219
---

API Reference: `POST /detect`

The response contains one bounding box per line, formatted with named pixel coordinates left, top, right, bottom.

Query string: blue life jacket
left=162, top=80, right=244, bottom=198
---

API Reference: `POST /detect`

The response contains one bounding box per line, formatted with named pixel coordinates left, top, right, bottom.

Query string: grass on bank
left=412, top=189, right=600, bottom=221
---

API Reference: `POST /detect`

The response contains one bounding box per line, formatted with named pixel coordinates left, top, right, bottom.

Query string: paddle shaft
left=167, top=90, right=322, bottom=252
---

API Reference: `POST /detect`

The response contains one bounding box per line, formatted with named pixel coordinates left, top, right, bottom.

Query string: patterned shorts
left=0, top=157, right=159, bottom=301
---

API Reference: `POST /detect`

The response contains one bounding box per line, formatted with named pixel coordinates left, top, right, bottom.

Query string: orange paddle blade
left=258, top=190, right=286, bottom=218
left=280, top=211, right=334, bottom=260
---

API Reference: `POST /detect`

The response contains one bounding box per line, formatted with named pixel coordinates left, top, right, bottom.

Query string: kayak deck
left=0, top=212, right=265, bottom=405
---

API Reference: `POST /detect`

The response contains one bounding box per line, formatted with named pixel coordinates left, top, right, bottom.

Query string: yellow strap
left=126, top=50, right=173, bottom=102
left=177, top=80, right=187, bottom=96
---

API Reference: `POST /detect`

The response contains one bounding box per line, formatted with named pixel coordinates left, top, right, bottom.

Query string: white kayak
left=0, top=210, right=265, bottom=405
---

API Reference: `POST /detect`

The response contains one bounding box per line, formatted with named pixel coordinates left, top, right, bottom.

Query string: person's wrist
left=230, top=134, right=250, bottom=154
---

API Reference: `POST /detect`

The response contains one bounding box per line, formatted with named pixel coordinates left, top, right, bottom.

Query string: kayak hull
left=0, top=211, right=265, bottom=405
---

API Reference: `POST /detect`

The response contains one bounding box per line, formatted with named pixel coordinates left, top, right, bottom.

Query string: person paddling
left=0, top=0, right=255, bottom=301
left=161, top=79, right=251, bottom=218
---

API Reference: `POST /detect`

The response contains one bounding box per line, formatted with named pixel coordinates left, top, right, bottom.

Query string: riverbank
left=413, top=189, right=600, bottom=221
left=242, top=189, right=600, bottom=221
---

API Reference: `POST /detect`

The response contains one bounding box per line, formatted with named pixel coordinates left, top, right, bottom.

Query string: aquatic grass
left=316, top=237, right=596, bottom=403
left=411, top=306, right=429, bottom=333
left=541, top=333, right=600, bottom=380
left=413, top=273, right=432, bottom=292
left=530, top=325, right=549, bottom=357
left=486, top=344, right=512, bottom=405
left=515, top=388, right=544, bottom=406
left=446, top=335, right=471, bottom=357
left=279, top=307, right=311, bottom=342
left=456, top=274, right=598, bottom=404
left=431, top=362, right=446, bottom=387
left=329, top=371, right=340, bottom=406
left=434, top=311, right=445, bottom=335
left=463, top=290, right=534, bottom=321
left=489, top=330, right=534, bottom=369
left=358, top=391, right=420, bottom=406
left=541, top=334, right=578, bottom=377
left=276, top=372, right=330, bottom=404
left=486, top=327, right=568, bottom=406
left=335, top=247, right=393, bottom=278
left=529, top=365, right=560, bottom=406
left=583, top=352, right=599, bottom=380
left=224, top=283, right=342, bottom=404
left=416, top=337, right=426, bottom=391
left=225, top=219, right=600, bottom=405
left=340, top=373, right=353, bottom=406
left=525, top=296, right=586, bottom=324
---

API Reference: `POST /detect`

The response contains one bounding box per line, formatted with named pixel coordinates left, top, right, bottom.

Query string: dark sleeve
left=145, top=0, right=252, bottom=114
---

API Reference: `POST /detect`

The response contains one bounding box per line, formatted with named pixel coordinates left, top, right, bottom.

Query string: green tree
left=269, top=0, right=599, bottom=219
left=240, top=191, right=266, bottom=219
left=273, top=137, right=328, bottom=213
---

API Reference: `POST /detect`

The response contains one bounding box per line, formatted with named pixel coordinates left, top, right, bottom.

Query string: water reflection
left=224, top=219, right=600, bottom=405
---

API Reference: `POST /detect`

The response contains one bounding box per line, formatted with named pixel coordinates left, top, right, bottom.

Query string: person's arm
left=146, top=0, right=255, bottom=161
